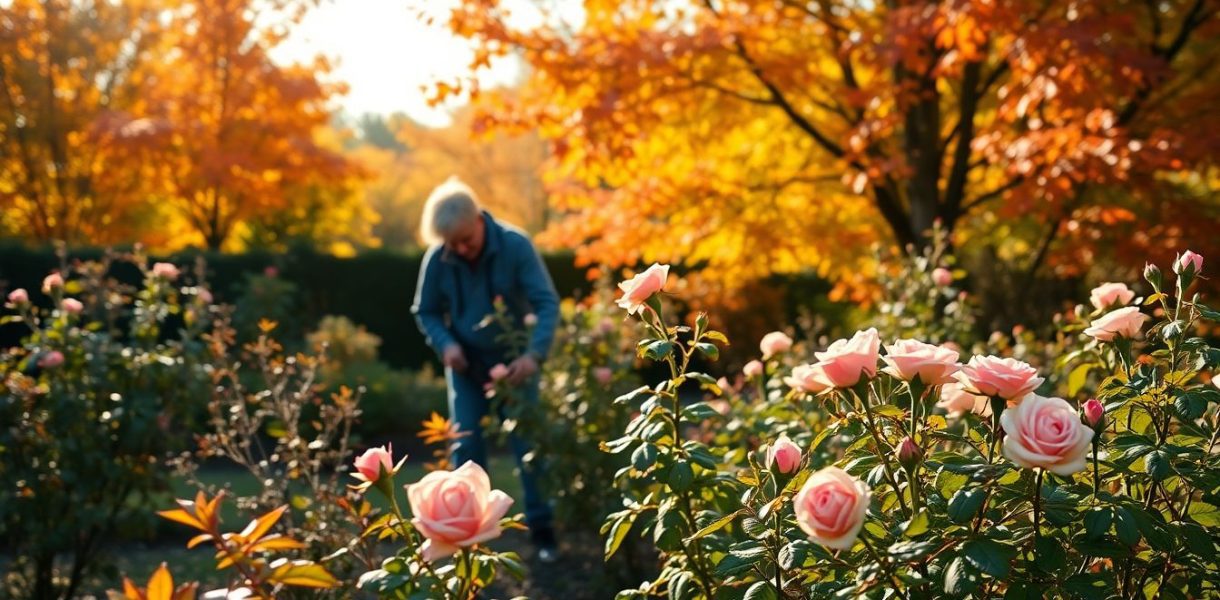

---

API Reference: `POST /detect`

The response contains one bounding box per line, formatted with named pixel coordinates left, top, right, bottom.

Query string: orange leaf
left=238, top=505, right=287, bottom=542
left=146, top=564, right=173, bottom=600
left=121, top=576, right=144, bottom=600
left=247, top=534, right=306, bottom=552
left=186, top=533, right=213, bottom=549
left=172, top=583, right=199, bottom=600
left=157, top=508, right=204, bottom=531
left=266, top=559, right=339, bottom=589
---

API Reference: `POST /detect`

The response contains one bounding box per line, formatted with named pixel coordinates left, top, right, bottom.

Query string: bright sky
left=271, top=0, right=559, bottom=128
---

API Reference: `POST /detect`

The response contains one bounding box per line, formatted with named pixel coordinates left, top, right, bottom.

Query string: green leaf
left=903, top=511, right=930, bottom=538
left=1178, top=522, right=1215, bottom=556
left=1063, top=573, right=1112, bottom=600
left=1034, top=536, right=1067, bottom=575
left=778, top=540, right=812, bottom=570
left=669, top=460, right=694, bottom=493
left=1068, top=363, right=1095, bottom=397
left=689, top=510, right=742, bottom=541
left=944, top=556, right=980, bottom=596
left=1083, top=507, right=1112, bottom=540
left=961, top=539, right=1016, bottom=579
left=632, top=444, right=658, bottom=471
left=948, top=488, right=986, bottom=524
left=641, top=340, right=674, bottom=361
left=614, top=385, right=652, bottom=405
left=703, top=330, right=730, bottom=345
left=889, top=540, right=939, bottom=562
left=694, top=342, right=719, bottom=361
left=1145, top=449, right=1171, bottom=481
left=667, top=571, right=695, bottom=600
left=1174, top=390, right=1210, bottom=421
left=1188, top=501, right=1220, bottom=527
left=603, top=513, right=635, bottom=559
left=743, top=581, right=777, bottom=600
left=1114, top=507, right=1141, bottom=546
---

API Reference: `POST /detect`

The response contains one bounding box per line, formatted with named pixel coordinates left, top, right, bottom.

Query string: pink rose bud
left=743, top=360, right=764, bottom=379
left=1089, top=282, right=1135, bottom=311
left=42, top=273, right=64, bottom=294
left=1001, top=394, right=1094, bottom=475
left=61, top=298, right=83, bottom=314
left=489, top=363, right=510, bottom=381
left=197, top=288, right=213, bottom=304
left=1143, top=263, right=1162, bottom=288
left=716, top=376, right=733, bottom=392
left=593, top=366, right=613, bottom=385
left=814, top=328, right=881, bottom=388
left=932, top=267, right=953, bottom=287
left=955, top=355, right=1044, bottom=401
left=1083, top=398, right=1105, bottom=430
left=759, top=331, right=793, bottom=359
left=793, top=466, right=871, bottom=550
left=151, top=262, right=179, bottom=281
left=7, top=288, right=28, bottom=305
left=880, top=339, right=960, bottom=385
left=1083, top=306, right=1149, bottom=342
left=523, top=313, right=538, bottom=327
left=1174, top=250, right=1203, bottom=275
left=896, top=437, right=922, bottom=470
left=616, top=263, right=669, bottom=315
left=38, top=350, right=65, bottom=369
left=353, top=444, right=395, bottom=482
left=767, top=435, right=803, bottom=474
left=407, top=461, right=514, bottom=560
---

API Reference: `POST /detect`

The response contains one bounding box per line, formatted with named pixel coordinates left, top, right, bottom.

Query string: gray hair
left=420, top=177, right=481, bottom=246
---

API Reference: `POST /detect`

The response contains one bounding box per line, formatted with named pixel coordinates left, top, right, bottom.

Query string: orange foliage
left=434, top=0, right=1220, bottom=303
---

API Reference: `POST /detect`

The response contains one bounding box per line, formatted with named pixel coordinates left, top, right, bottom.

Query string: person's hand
left=506, top=354, right=539, bottom=385
left=442, top=344, right=468, bottom=373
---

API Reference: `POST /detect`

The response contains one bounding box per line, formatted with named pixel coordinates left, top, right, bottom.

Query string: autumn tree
left=0, top=0, right=169, bottom=244
left=435, top=0, right=1220, bottom=300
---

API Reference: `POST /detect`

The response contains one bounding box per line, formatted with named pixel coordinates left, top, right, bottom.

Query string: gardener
left=411, top=177, right=561, bottom=563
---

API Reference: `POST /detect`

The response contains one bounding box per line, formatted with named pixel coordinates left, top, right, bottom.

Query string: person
left=411, top=177, right=561, bottom=562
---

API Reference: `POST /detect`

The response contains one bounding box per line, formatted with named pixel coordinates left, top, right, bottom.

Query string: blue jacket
left=412, top=211, right=560, bottom=367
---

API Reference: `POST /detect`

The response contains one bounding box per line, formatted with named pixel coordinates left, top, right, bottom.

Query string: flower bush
left=1, top=253, right=215, bottom=599
left=602, top=251, right=1220, bottom=598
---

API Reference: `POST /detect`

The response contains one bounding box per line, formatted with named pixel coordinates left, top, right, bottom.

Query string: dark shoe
left=531, top=525, right=560, bottom=563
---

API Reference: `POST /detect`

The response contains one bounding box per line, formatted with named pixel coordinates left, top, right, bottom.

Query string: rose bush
left=601, top=251, right=1220, bottom=598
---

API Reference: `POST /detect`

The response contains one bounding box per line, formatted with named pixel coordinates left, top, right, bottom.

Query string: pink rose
left=616, top=263, right=669, bottom=315
left=523, top=313, right=538, bottom=327
left=60, top=298, right=83, bottom=314
left=1175, top=250, right=1203, bottom=275
left=38, top=350, right=65, bottom=369
left=759, top=331, right=793, bottom=359
left=784, top=363, right=832, bottom=394
left=708, top=399, right=731, bottom=416
left=197, top=288, right=213, bottom=304
left=956, top=355, right=1044, bottom=400
left=932, top=267, right=953, bottom=287
left=353, top=444, right=395, bottom=482
left=7, top=288, right=28, bottom=305
left=42, top=273, right=64, bottom=294
left=1082, top=398, right=1105, bottom=430
left=593, top=366, right=613, bottom=385
left=896, top=437, right=922, bottom=470
left=880, top=339, right=960, bottom=385
left=1083, top=307, right=1148, bottom=342
left=793, top=466, right=871, bottom=550
left=1001, top=393, right=1094, bottom=475
left=767, top=435, right=802, bottom=474
left=743, top=360, right=764, bottom=379
left=936, top=382, right=992, bottom=417
left=407, top=461, right=514, bottom=561
left=489, top=363, right=510, bottom=381
left=152, top=262, right=180, bottom=281
left=814, top=328, right=881, bottom=388
left=1089, top=282, right=1135, bottom=311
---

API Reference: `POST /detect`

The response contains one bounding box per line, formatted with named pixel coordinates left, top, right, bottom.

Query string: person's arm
left=412, top=246, right=458, bottom=357
left=517, top=238, right=560, bottom=363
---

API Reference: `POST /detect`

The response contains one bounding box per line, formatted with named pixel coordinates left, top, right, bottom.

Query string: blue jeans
left=445, top=367, right=553, bottom=530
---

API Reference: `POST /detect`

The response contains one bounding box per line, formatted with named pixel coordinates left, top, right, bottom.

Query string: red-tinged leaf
left=204, top=492, right=225, bottom=529
left=215, top=552, right=236, bottom=570
left=121, top=576, right=144, bottom=600
left=186, top=533, right=213, bottom=549
left=146, top=564, right=173, bottom=600
left=239, top=505, right=287, bottom=542
left=248, top=535, right=306, bottom=552
left=266, top=559, right=339, bottom=588
left=157, top=508, right=204, bottom=531
left=172, top=583, right=199, bottom=600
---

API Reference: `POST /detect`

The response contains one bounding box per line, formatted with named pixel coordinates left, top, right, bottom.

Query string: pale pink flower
left=743, top=360, right=764, bottom=379
left=38, top=351, right=65, bottom=369
left=767, top=435, right=802, bottom=474
left=1175, top=250, right=1203, bottom=275
left=151, top=262, right=180, bottom=281
left=523, top=313, right=538, bottom=327
left=793, top=466, right=870, bottom=550
left=489, top=364, right=510, bottom=381
left=60, top=298, right=83, bottom=314
left=42, top=273, right=64, bottom=294
left=407, top=461, right=514, bottom=560
left=784, top=363, right=832, bottom=394
left=932, top=267, right=953, bottom=287
left=593, top=367, right=613, bottom=385
left=881, top=339, right=960, bottom=385
left=1083, top=307, right=1149, bottom=342
left=7, top=289, right=28, bottom=305
left=353, top=444, right=395, bottom=482
left=616, top=263, right=669, bottom=315
left=1082, top=398, right=1105, bottom=429
left=956, top=356, right=1044, bottom=400
left=814, top=328, right=881, bottom=388
left=1089, top=282, right=1135, bottom=311
left=759, top=331, right=793, bottom=359
left=937, top=382, right=992, bottom=417
left=1001, top=394, right=1094, bottom=476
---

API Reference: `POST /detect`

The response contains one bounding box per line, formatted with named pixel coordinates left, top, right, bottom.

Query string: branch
left=961, top=175, right=1026, bottom=212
